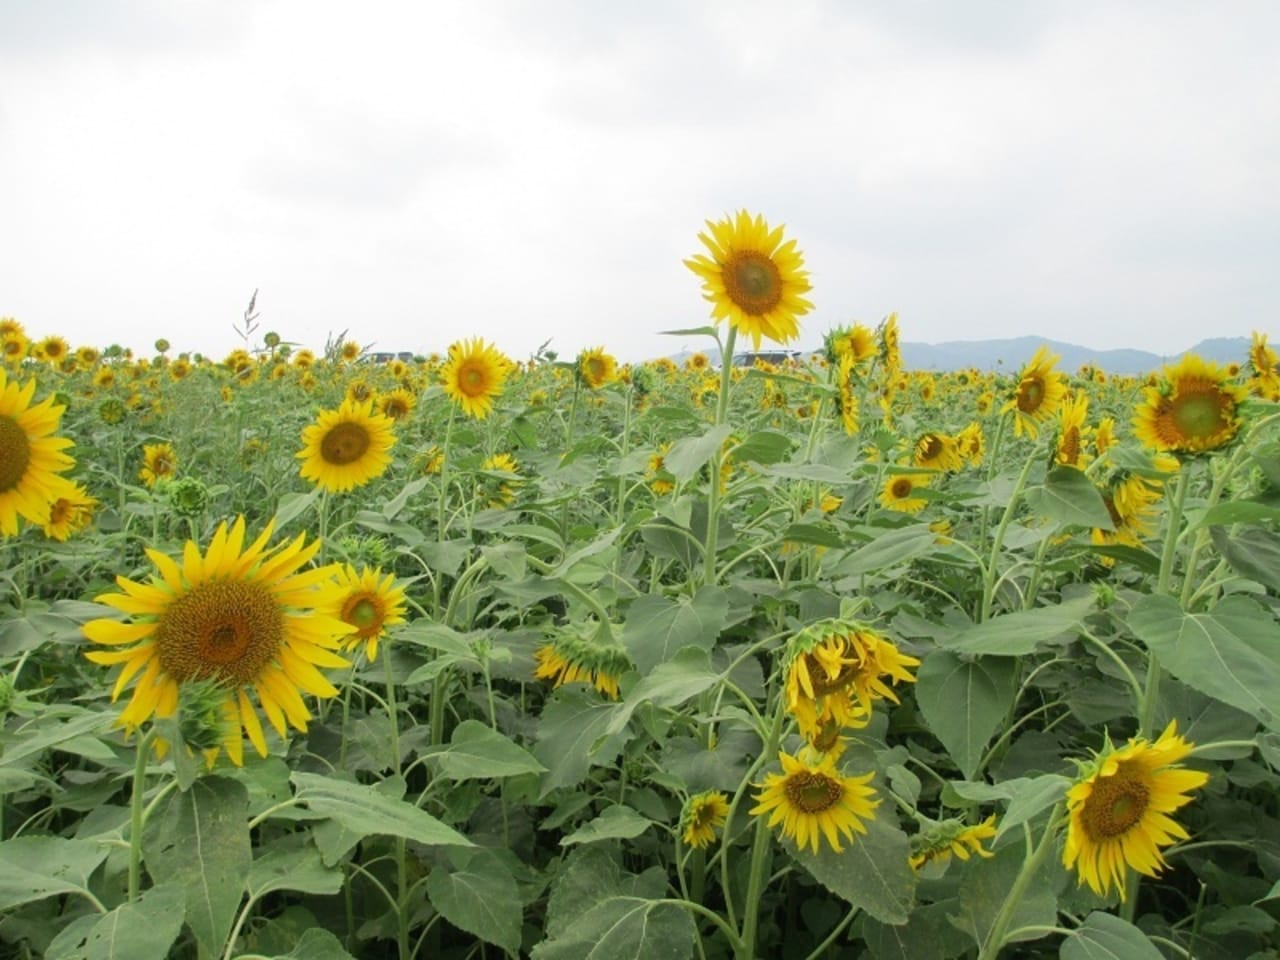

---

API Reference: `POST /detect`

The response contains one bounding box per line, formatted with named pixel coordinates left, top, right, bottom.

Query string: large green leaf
left=0, top=711, right=115, bottom=769
left=256, top=927, right=356, bottom=960
left=247, top=838, right=343, bottom=900
left=792, top=815, right=916, bottom=924
left=915, top=652, right=1018, bottom=778
left=1024, top=466, right=1113, bottom=529
left=955, top=841, right=1057, bottom=952
left=534, top=691, right=630, bottom=796
left=1128, top=595, right=1280, bottom=730
left=291, top=772, right=472, bottom=858
left=731, top=430, right=793, bottom=465
left=429, top=719, right=546, bottom=781
left=426, top=847, right=523, bottom=954
left=531, top=897, right=696, bottom=960
left=663, top=424, right=734, bottom=482
left=826, top=525, right=937, bottom=580
left=1060, top=911, right=1163, bottom=959
left=995, top=775, right=1071, bottom=840
left=560, top=805, right=655, bottom=846
left=543, top=846, right=666, bottom=939
left=1187, top=499, right=1280, bottom=531
left=942, top=596, right=1096, bottom=656
left=1210, top=526, right=1280, bottom=591
left=142, top=776, right=251, bottom=958
left=0, top=836, right=110, bottom=911
left=621, top=586, right=727, bottom=674
left=604, top=646, right=722, bottom=737
left=44, top=883, right=185, bottom=960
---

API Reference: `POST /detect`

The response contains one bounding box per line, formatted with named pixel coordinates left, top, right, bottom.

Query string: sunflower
left=168, top=358, right=193, bottom=381
left=0, top=318, right=23, bottom=340
left=82, top=517, right=354, bottom=765
left=441, top=337, right=510, bottom=420
left=1133, top=354, right=1245, bottom=454
left=297, top=398, right=396, bottom=493
left=647, top=444, right=675, bottom=496
left=577, top=347, right=617, bottom=389
left=750, top=749, right=879, bottom=854
left=533, top=632, right=631, bottom=700
left=681, top=791, right=730, bottom=849
left=956, top=422, right=985, bottom=466
left=837, top=352, right=859, bottom=436
left=909, top=815, right=998, bottom=870
left=1093, top=417, right=1117, bottom=457
left=1055, top=393, right=1092, bottom=469
left=1063, top=721, right=1209, bottom=899
left=1002, top=346, right=1066, bottom=438
left=1248, top=331, right=1278, bottom=377
left=338, top=340, right=362, bottom=362
left=879, top=313, right=902, bottom=374
left=913, top=433, right=962, bottom=472
left=42, top=483, right=97, bottom=542
left=322, top=564, right=407, bottom=662
left=33, top=335, right=69, bottom=365
left=0, top=368, right=77, bottom=536
left=879, top=473, right=930, bottom=514
left=684, top=210, right=813, bottom=350
left=1091, top=474, right=1161, bottom=554
left=139, top=442, right=178, bottom=488
left=1, top=332, right=29, bottom=367
left=480, top=452, right=520, bottom=507
left=685, top=352, right=710, bottom=372
left=378, top=388, right=416, bottom=422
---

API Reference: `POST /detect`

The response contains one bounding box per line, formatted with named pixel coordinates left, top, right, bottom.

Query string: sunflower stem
left=702, top=325, right=737, bottom=588
left=432, top=406, right=457, bottom=616
left=127, top=727, right=158, bottom=902
left=738, top=683, right=786, bottom=959
left=980, top=448, right=1038, bottom=622
left=382, top=649, right=411, bottom=960
left=977, top=802, right=1063, bottom=960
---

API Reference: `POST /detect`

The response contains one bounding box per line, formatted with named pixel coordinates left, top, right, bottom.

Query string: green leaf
left=826, top=524, right=937, bottom=580
left=426, top=847, right=523, bottom=954
left=247, top=838, right=343, bottom=899
left=658, top=325, right=719, bottom=339
left=1060, top=911, right=1163, bottom=960
left=45, top=883, right=185, bottom=960
left=270, top=489, right=320, bottom=530
left=663, top=424, right=734, bottom=482
left=604, top=647, right=722, bottom=737
left=862, top=910, right=951, bottom=960
left=142, top=776, right=251, bottom=958
left=291, top=772, right=473, bottom=855
left=1128, top=595, right=1280, bottom=730
left=531, top=897, right=696, bottom=960
left=995, top=775, right=1071, bottom=840
left=428, top=719, right=546, bottom=781
left=915, top=653, right=1018, bottom=779
left=257, top=927, right=357, bottom=960
left=1024, top=466, right=1113, bottom=529
left=792, top=815, right=916, bottom=924
left=781, top=523, right=848, bottom=549
left=560, top=805, right=655, bottom=846
left=1210, top=526, right=1280, bottom=591
left=731, top=430, right=793, bottom=465
left=534, top=691, right=631, bottom=797
left=955, top=841, right=1057, bottom=951
left=942, top=596, right=1095, bottom=656
left=621, top=586, right=727, bottom=674
left=1186, top=499, right=1280, bottom=532
left=0, top=711, right=115, bottom=769
left=381, top=476, right=431, bottom=520
left=544, top=846, right=656, bottom=938
left=0, top=836, right=110, bottom=911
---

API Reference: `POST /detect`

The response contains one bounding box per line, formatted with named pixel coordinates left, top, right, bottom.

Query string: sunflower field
left=2, top=213, right=1280, bottom=960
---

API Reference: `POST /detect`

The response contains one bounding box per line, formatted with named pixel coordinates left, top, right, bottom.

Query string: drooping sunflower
left=1133, top=354, right=1245, bottom=455
left=297, top=398, right=397, bottom=493
left=909, top=815, right=998, bottom=870
left=321, top=564, right=407, bottom=662
left=577, top=347, right=617, bottom=389
left=441, top=337, right=510, bottom=420
left=42, top=483, right=97, bottom=542
left=0, top=368, right=77, bottom=536
left=82, top=517, right=354, bottom=765
left=684, top=210, right=813, bottom=350
left=1002, top=346, right=1067, bottom=438
left=750, top=749, right=880, bottom=854
left=139, top=442, right=178, bottom=488
left=533, top=632, right=632, bottom=700
left=913, top=432, right=962, bottom=472
left=1063, top=721, right=1209, bottom=899
left=879, top=473, right=930, bottom=514
left=480, top=452, right=521, bottom=507
left=879, top=313, right=902, bottom=374
left=681, top=791, right=731, bottom=849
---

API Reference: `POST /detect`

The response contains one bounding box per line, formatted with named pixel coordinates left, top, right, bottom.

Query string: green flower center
left=0, top=414, right=31, bottom=493
left=1171, top=392, right=1228, bottom=440
left=342, top=594, right=383, bottom=638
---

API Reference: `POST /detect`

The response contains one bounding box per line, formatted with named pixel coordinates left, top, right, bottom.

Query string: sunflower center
left=1059, top=427, right=1081, bottom=466
left=459, top=362, right=490, bottom=398
left=786, top=771, right=843, bottom=813
left=48, top=497, right=74, bottom=525
left=341, top=594, right=384, bottom=639
left=321, top=423, right=372, bottom=466
left=156, top=580, right=284, bottom=686
left=0, top=414, right=32, bottom=493
left=724, top=252, right=783, bottom=316
left=587, top=358, right=606, bottom=381
left=891, top=478, right=913, bottom=499
left=919, top=436, right=942, bottom=460
left=1169, top=391, right=1229, bottom=440
left=1080, top=767, right=1150, bottom=839
left=1017, top=378, right=1045, bottom=414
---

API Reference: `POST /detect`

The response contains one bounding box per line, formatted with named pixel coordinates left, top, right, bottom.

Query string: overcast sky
left=2, top=1, right=1277, bottom=363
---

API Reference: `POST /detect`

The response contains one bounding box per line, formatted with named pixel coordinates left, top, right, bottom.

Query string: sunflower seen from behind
left=83, top=517, right=354, bottom=765
left=685, top=210, right=813, bottom=350
left=298, top=398, right=397, bottom=493
left=1063, top=721, right=1208, bottom=899
left=1133, top=354, right=1245, bottom=455
left=441, top=337, right=510, bottom=420
left=0, top=366, right=77, bottom=537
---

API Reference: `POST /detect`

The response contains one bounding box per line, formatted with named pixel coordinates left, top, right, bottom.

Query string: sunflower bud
left=98, top=397, right=127, bottom=425
left=177, top=679, right=231, bottom=753
left=167, top=477, right=210, bottom=518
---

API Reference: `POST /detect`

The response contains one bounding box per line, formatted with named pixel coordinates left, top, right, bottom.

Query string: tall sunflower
left=684, top=210, right=813, bottom=350
left=42, top=483, right=97, bottom=542
left=681, top=791, right=731, bottom=849
left=750, top=749, right=879, bottom=854
left=1133, top=354, right=1245, bottom=454
left=1063, top=721, right=1209, bottom=899
left=0, top=367, right=77, bottom=536
left=139, top=442, right=178, bottom=488
left=1002, top=346, right=1066, bottom=438
left=297, top=398, right=397, bottom=493
left=879, top=473, right=930, bottom=514
left=837, top=352, right=859, bottom=436
left=1055, top=394, right=1092, bottom=469
left=577, top=347, right=617, bottom=389
left=82, top=517, right=354, bottom=765
left=322, top=564, right=408, bottom=662
left=441, top=338, right=510, bottom=420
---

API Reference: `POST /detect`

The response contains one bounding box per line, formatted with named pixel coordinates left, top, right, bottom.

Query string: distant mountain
left=899, top=336, right=1252, bottom=374
left=661, top=336, right=1254, bottom=374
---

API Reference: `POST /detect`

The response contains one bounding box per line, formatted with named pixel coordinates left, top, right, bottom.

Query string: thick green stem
left=127, top=729, right=158, bottom=902
left=432, top=407, right=457, bottom=615
left=738, top=689, right=787, bottom=959
left=977, top=803, right=1064, bottom=960
left=981, top=450, right=1038, bottom=621
left=702, top=326, right=737, bottom=588
left=383, top=648, right=410, bottom=960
